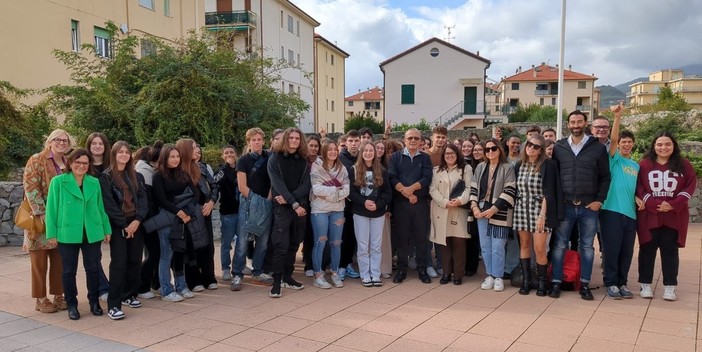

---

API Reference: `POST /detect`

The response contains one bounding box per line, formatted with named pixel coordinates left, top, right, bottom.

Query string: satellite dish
left=120, top=24, right=129, bottom=33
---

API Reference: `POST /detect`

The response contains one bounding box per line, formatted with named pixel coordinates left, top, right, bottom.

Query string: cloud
left=296, top=0, right=702, bottom=92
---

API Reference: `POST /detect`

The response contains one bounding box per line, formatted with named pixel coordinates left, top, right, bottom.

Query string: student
left=214, top=145, right=239, bottom=282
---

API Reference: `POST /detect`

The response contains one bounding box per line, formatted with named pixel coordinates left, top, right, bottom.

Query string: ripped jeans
left=310, top=211, right=344, bottom=274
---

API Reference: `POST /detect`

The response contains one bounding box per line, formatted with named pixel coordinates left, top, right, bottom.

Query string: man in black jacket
left=338, top=130, right=361, bottom=279
left=549, top=110, right=611, bottom=300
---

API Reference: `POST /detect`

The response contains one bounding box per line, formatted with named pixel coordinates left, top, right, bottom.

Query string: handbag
left=14, top=198, right=45, bottom=235
left=448, top=166, right=471, bottom=209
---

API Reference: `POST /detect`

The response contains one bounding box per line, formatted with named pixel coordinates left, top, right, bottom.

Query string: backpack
left=548, top=250, right=581, bottom=291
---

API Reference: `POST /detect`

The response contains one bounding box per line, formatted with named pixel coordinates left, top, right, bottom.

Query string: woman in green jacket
left=45, top=148, right=112, bottom=320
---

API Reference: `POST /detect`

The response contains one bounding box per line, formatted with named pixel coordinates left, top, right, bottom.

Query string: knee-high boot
left=519, top=258, right=531, bottom=295
left=536, top=264, right=548, bottom=297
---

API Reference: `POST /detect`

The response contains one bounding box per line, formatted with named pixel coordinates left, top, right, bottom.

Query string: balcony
left=535, top=89, right=558, bottom=96
left=576, top=105, right=591, bottom=111
left=205, top=11, right=257, bottom=31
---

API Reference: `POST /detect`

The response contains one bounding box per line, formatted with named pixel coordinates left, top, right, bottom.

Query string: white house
left=380, top=38, right=490, bottom=130
left=204, top=0, right=319, bottom=132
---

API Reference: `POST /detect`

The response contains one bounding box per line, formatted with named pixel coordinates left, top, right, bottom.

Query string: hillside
left=598, top=85, right=627, bottom=108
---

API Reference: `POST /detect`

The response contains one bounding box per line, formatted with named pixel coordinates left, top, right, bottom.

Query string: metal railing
left=205, top=11, right=257, bottom=27
left=576, top=105, right=591, bottom=111
left=535, top=89, right=558, bottom=95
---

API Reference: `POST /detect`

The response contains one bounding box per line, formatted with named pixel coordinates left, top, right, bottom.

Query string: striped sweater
left=469, top=161, right=517, bottom=228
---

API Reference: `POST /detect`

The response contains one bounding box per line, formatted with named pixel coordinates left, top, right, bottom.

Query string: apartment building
left=314, top=34, right=349, bottom=134
left=0, top=0, right=203, bottom=105
left=628, top=69, right=702, bottom=110
left=205, top=0, right=320, bottom=132
left=499, top=63, right=598, bottom=115
left=380, top=38, right=490, bottom=130
left=344, top=87, right=385, bottom=123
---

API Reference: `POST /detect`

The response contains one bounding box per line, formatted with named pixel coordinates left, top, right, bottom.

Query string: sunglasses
left=485, top=146, right=500, bottom=153
left=406, top=136, right=421, bottom=141
left=526, top=141, right=543, bottom=151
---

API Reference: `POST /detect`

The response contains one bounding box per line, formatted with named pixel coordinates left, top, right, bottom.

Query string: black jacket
left=552, top=136, right=611, bottom=205
left=348, top=166, right=393, bottom=218
left=267, top=151, right=311, bottom=208
left=198, top=162, right=219, bottom=205
left=99, top=172, right=148, bottom=229
left=514, top=159, right=563, bottom=227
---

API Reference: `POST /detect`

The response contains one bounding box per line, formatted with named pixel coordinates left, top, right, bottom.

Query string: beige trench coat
left=429, top=165, right=473, bottom=245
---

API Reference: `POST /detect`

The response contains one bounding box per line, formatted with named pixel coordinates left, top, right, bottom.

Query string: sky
left=295, top=0, right=702, bottom=94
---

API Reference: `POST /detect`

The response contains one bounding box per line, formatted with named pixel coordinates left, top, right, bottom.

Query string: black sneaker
left=579, top=282, right=594, bottom=300
left=122, top=297, right=142, bottom=308
left=269, top=282, right=282, bottom=298
left=393, top=270, right=407, bottom=283
left=282, top=278, right=304, bottom=290
left=108, top=307, right=125, bottom=320
left=548, top=282, right=561, bottom=298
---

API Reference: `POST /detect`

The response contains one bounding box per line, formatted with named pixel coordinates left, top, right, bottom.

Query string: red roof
left=503, top=64, right=597, bottom=82
left=345, top=86, right=384, bottom=101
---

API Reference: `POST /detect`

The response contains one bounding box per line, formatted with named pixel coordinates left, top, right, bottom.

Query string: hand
left=275, top=195, right=287, bottom=205
left=385, top=212, right=392, bottom=219
left=408, top=195, right=418, bottom=204
left=635, top=196, right=645, bottom=211
left=365, top=200, right=376, bottom=211
left=294, top=206, right=307, bottom=217
left=385, top=120, right=393, bottom=134
left=182, top=215, right=191, bottom=224
left=125, top=220, right=140, bottom=238
left=447, top=199, right=461, bottom=207
left=610, top=102, right=623, bottom=117
left=657, top=201, right=673, bottom=213
left=202, top=200, right=215, bottom=216
left=536, top=217, right=546, bottom=233
left=480, top=207, right=497, bottom=219
left=400, top=187, right=413, bottom=198
left=319, top=127, right=327, bottom=138
left=103, top=235, right=111, bottom=244
left=586, top=201, right=602, bottom=211
left=472, top=208, right=482, bottom=218
left=38, top=214, right=46, bottom=222
left=47, top=238, right=57, bottom=246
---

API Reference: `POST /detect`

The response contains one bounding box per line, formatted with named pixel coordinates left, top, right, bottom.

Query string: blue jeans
left=551, top=204, right=598, bottom=283
left=477, top=218, right=507, bottom=278
left=233, top=223, right=269, bottom=278
left=504, top=232, right=520, bottom=274
left=220, top=214, right=239, bottom=273
left=157, top=227, right=186, bottom=295
left=311, top=211, right=344, bottom=274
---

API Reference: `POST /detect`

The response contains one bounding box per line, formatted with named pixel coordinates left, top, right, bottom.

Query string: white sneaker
left=192, top=285, right=205, bottom=292
left=663, top=285, right=677, bottom=301
left=161, top=292, right=184, bottom=302
left=640, top=283, right=654, bottom=299
left=99, top=293, right=108, bottom=302
left=137, top=291, right=155, bottom=299
left=330, top=273, right=344, bottom=288
left=179, top=288, right=195, bottom=299
left=222, top=271, right=232, bottom=281
left=305, top=270, right=314, bottom=277
left=242, top=266, right=253, bottom=275
left=493, top=278, right=504, bottom=292
left=481, top=276, right=495, bottom=290
left=207, top=283, right=218, bottom=290
left=313, top=275, right=332, bottom=289
left=426, top=267, right=438, bottom=278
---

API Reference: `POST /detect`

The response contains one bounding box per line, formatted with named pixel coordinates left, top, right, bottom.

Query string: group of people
left=21, top=104, right=696, bottom=321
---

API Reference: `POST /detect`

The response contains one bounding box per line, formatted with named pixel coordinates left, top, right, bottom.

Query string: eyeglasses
left=444, top=151, right=457, bottom=156
left=406, top=136, right=421, bottom=141
left=485, top=146, right=500, bottom=153
left=592, top=125, right=610, bottom=130
left=72, top=161, right=90, bottom=166
left=526, top=141, right=543, bottom=151
left=53, top=138, right=69, bottom=144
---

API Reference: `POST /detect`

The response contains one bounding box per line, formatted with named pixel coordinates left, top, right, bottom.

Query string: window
left=139, top=0, right=154, bottom=10
left=140, top=38, right=157, bottom=57
left=331, top=77, right=334, bottom=89
left=297, top=53, right=300, bottom=66
left=326, top=99, right=329, bottom=110
left=281, top=82, right=285, bottom=92
left=281, top=46, right=285, bottom=60
left=94, top=26, right=111, bottom=58
left=539, top=98, right=544, bottom=106
left=325, top=75, right=328, bottom=87
left=536, top=83, right=548, bottom=91
left=297, top=86, right=300, bottom=95
left=331, top=101, right=335, bottom=112
left=578, top=81, right=586, bottom=89
left=289, top=84, right=294, bottom=94
left=164, top=0, right=171, bottom=16
left=280, top=11, right=284, bottom=27
left=364, top=102, right=381, bottom=110
left=331, top=123, right=335, bottom=133
left=287, top=15, right=294, bottom=33
left=288, top=49, right=294, bottom=65
left=511, top=83, right=519, bottom=90
left=401, top=84, right=415, bottom=104
left=430, top=47, right=439, bottom=57
left=551, top=97, right=556, bottom=105
left=374, top=111, right=378, bottom=117
left=71, top=20, right=80, bottom=52
left=331, top=54, right=335, bottom=66
left=296, top=20, right=300, bottom=37
left=325, top=51, right=328, bottom=63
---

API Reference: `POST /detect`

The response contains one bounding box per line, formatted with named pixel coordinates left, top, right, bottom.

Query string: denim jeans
left=477, top=218, right=507, bottom=278
left=504, top=232, right=520, bottom=274
left=599, top=210, right=636, bottom=287
left=550, top=204, right=598, bottom=283
left=157, top=226, right=186, bottom=296
left=353, top=214, right=385, bottom=280
left=220, top=214, right=239, bottom=273
left=311, top=211, right=344, bottom=274
left=233, top=220, right=270, bottom=278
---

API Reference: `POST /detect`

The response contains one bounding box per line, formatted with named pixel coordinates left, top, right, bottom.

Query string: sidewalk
left=0, top=224, right=700, bottom=352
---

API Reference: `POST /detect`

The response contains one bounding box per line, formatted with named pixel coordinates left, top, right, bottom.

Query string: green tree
left=392, top=118, right=432, bottom=132
left=657, top=86, right=691, bottom=112
left=46, top=24, right=308, bottom=148
left=634, top=112, right=686, bottom=152
left=343, top=112, right=384, bottom=133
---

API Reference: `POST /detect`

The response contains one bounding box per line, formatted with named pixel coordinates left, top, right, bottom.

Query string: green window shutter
left=71, top=20, right=78, bottom=30
left=401, top=84, right=415, bottom=105
left=94, top=27, right=109, bottom=39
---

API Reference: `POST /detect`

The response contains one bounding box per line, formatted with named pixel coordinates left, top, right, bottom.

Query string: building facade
left=205, top=0, right=320, bottom=132
left=314, top=34, right=348, bottom=134
left=0, top=0, right=203, bottom=105
left=499, top=63, right=598, bottom=115
left=380, top=38, right=490, bottom=130
left=628, top=69, right=702, bottom=110
left=344, top=87, right=385, bottom=123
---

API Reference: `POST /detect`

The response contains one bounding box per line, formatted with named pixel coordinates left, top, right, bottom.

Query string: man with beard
left=549, top=110, right=611, bottom=300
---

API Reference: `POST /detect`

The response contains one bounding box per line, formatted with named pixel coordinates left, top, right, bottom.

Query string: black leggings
left=638, top=226, right=679, bottom=286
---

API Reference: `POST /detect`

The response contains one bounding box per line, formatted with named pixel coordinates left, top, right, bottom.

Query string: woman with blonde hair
left=22, top=129, right=73, bottom=313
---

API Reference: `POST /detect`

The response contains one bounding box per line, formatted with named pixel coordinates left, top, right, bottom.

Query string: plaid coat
left=22, top=149, right=64, bottom=251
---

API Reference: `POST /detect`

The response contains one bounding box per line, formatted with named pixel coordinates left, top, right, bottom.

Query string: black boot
left=67, top=305, right=80, bottom=320
left=519, top=259, right=531, bottom=295
left=536, top=264, right=548, bottom=297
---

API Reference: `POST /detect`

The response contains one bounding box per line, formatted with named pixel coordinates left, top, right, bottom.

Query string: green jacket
left=45, top=173, right=111, bottom=244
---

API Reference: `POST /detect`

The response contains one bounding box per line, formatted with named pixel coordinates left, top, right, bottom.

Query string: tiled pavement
left=0, top=224, right=700, bottom=352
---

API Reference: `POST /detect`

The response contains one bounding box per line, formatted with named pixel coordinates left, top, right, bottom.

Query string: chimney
left=533, top=69, right=537, bottom=78
left=477, top=51, right=480, bottom=56
left=541, top=62, right=545, bottom=66
left=518, top=65, right=522, bottom=72
left=556, top=64, right=558, bottom=68
left=531, top=64, right=535, bottom=69
left=568, top=64, right=572, bottom=71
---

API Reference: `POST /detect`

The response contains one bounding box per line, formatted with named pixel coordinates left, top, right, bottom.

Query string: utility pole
left=444, top=25, right=455, bottom=43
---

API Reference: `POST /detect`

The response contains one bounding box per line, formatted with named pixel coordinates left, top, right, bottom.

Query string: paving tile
left=423, top=304, right=491, bottom=332
left=402, top=323, right=463, bottom=348
left=321, top=310, right=377, bottom=329
left=196, top=342, right=252, bottom=352
left=34, top=332, right=106, bottom=351
left=333, top=329, right=396, bottom=352
left=256, top=315, right=315, bottom=335
left=0, top=312, right=23, bottom=325
left=380, top=338, right=444, bottom=352
left=74, top=340, right=138, bottom=352
left=635, top=331, right=696, bottom=352
left=588, top=310, right=644, bottom=330
left=258, top=335, right=327, bottom=352
left=0, top=318, right=45, bottom=338
left=449, top=332, right=512, bottom=352
left=321, top=345, right=364, bottom=352
left=645, top=304, right=698, bottom=324
left=9, top=325, right=75, bottom=346
left=343, top=300, right=397, bottom=317
left=146, top=333, right=212, bottom=352
left=580, top=323, right=640, bottom=344
left=468, top=317, right=529, bottom=341
left=358, top=315, right=418, bottom=337
left=506, top=341, right=563, bottom=352
left=516, top=329, right=578, bottom=350
left=382, top=306, right=437, bottom=324
left=569, top=336, right=635, bottom=352
left=641, top=317, right=697, bottom=338
left=184, top=322, right=247, bottom=342
left=220, top=328, right=285, bottom=350
left=0, top=337, right=30, bottom=352
left=541, top=303, right=595, bottom=322
left=292, top=321, right=353, bottom=344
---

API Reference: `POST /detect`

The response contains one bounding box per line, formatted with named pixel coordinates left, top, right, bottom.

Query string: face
left=51, top=133, right=70, bottom=154
left=546, top=144, right=554, bottom=158
left=568, top=114, right=587, bottom=137
left=507, top=137, right=521, bottom=154
left=473, top=145, right=484, bottom=160
left=338, top=142, right=346, bottom=153
left=222, top=147, right=236, bottom=163
left=591, top=119, right=611, bottom=140
left=654, top=136, right=674, bottom=159
left=271, top=133, right=283, bottom=149
left=249, top=134, right=264, bottom=153
left=287, top=132, right=301, bottom=150
left=362, top=144, right=375, bottom=163
left=326, top=144, right=339, bottom=161
left=167, top=150, right=180, bottom=168
left=453, top=140, right=462, bottom=147
left=494, top=127, right=502, bottom=139
left=192, top=143, right=201, bottom=161
left=308, top=139, right=320, bottom=156
left=375, top=142, right=385, bottom=158
left=71, top=155, right=91, bottom=177
left=360, top=134, right=372, bottom=143
left=346, top=136, right=360, bottom=154
left=484, top=142, right=500, bottom=161
left=404, top=130, right=421, bottom=152
left=525, top=138, right=543, bottom=160
left=432, top=133, right=447, bottom=148
left=90, top=138, right=105, bottom=157
left=618, top=137, right=634, bottom=157
left=444, top=148, right=458, bottom=166
left=115, top=146, right=131, bottom=166
left=423, top=138, right=432, bottom=151
left=462, top=140, right=473, bottom=157
left=543, top=131, right=557, bottom=141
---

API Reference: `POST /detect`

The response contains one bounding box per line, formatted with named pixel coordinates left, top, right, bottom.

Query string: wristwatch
left=292, top=202, right=300, bottom=210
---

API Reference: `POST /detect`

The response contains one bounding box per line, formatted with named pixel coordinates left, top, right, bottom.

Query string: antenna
left=444, top=25, right=456, bottom=43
